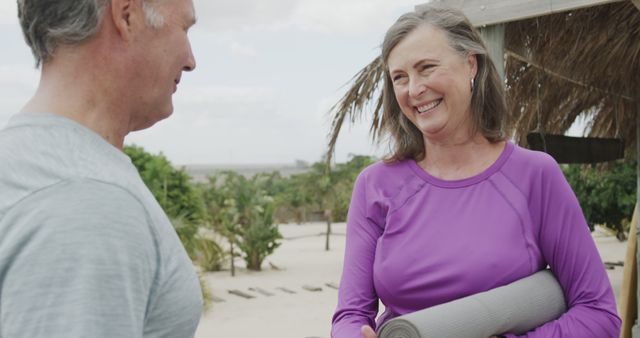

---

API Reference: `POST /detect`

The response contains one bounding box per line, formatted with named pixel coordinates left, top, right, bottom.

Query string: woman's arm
left=332, top=172, right=385, bottom=338
left=376, top=270, right=566, bottom=338
left=506, top=158, right=621, bottom=337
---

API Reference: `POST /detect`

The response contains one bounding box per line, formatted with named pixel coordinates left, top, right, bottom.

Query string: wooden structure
left=425, top=0, right=623, bottom=26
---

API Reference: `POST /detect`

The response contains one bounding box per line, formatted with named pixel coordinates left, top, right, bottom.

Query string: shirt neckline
left=408, top=141, right=515, bottom=188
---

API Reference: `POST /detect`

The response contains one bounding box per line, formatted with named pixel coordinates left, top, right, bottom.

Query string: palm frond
left=325, top=56, right=385, bottom=169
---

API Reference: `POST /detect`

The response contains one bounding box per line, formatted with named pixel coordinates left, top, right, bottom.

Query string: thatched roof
left=326, top=1, right=640, bottom=163
left=505, top=1, right=640, bottom=151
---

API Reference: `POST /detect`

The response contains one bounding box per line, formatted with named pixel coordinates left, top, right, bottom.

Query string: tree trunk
left=248, top=252, right=262, bottom=271
left=325, top=208, right=332, bottom=251
left=230, top=240, right=235, bottom=277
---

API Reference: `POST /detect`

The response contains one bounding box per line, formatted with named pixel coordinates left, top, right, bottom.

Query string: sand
left=195, top=223, right=628, bottom=338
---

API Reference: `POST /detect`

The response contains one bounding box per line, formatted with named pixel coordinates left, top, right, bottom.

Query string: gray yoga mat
left=377, top=270, right=566, bottom=338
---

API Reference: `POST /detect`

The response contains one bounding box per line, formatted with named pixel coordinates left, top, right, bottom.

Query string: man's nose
left=184, top=41, right=196, bottom=72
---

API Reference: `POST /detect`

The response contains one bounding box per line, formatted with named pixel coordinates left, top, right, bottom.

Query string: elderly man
left=0, top=0, right=201, bottom=337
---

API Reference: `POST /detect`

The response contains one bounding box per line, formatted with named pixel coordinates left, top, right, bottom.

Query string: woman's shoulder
left=355, top=159, right=424, bottom=203
left=506, top=142, right=562, bottom=174
left=357, top=158, right=414, bottom=183
left=353, top=159, right=423, bottom=220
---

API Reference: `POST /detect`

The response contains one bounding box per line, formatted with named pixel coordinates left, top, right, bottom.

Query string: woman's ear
left=467, top=53, right=478, bottom=79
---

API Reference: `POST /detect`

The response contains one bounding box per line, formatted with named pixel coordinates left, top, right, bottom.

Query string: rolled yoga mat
left=377, top=270, right=566, bottom=338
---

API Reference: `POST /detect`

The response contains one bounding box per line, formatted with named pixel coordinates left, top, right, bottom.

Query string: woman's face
left=387, top=24, right=477, bottom=143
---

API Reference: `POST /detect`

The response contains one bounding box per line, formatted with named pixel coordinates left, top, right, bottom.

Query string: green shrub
left=203, top=172, right=282, bottom=272
left=563, top=160, right=636, bottom=233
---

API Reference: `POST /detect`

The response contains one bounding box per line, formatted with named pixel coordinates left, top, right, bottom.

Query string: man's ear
left=110, top=0, right=145, bottom=41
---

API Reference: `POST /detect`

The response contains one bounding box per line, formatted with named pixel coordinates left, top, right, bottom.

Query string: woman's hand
left=361, top=325, right=378, bottom=338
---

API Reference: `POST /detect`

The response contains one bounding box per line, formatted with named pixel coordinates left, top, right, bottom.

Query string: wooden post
left=230, top=240, right=235, bottom=277
left=479, top=24, right=506, bottom=82
left=634, top=104, right=640, bottom=337
left=621, top=205, right=638, bottom=337
left=325, top=209, right=332, bottom=251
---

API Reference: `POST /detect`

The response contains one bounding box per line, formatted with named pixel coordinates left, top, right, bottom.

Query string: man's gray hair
left=17, top=0, right=166, bottom=67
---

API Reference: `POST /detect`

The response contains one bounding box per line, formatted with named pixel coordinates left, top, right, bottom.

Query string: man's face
left=131, top=0, right=196, bottom=131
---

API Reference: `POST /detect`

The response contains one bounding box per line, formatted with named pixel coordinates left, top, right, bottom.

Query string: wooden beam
left=479, top=24, right=505, bottom=82
left=419, top=0, right=624, bottom=26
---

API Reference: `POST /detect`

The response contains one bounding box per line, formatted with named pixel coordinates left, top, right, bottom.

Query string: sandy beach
left=195, top=223, right=628, bottom=338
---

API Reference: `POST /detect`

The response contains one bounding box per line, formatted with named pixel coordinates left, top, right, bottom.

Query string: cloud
left=125, top=99, right=382, bottom=166
left=173, top=84, right=279, bottom=120
left=175, top=84, right=277, bottom=108
left=194, top=0, right=297, bottom=33
left=0, top=2, right=18, bottom=26
left=0, top=65, right=39, bottom=87
left=194, top=0, right=417, bottom=36
left=291, top=0, right=417, bottom=35
left=0, top=65, right=39, bottom=122
left=230, top=42, right=257, bottom=58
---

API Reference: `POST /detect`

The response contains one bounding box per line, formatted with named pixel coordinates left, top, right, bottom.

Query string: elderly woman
left=331, top=6, right=620, bottom=338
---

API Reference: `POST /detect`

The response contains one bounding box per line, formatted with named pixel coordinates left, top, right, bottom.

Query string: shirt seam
left=487, top=175, right=536, bottom=273
left=387, top=180, right=427, bottom=217
left=499, top=168, right=542, bottom=243
left=0, top=177, right=162, bottom=321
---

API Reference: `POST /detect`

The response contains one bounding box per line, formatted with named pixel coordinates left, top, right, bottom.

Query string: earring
left=470, top=78, right=475, bottom=92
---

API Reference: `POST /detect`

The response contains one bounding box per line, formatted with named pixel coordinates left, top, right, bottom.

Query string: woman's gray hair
left=380, top=5, right=507, bottom=163
left=17, top=0, right=166, bottom=67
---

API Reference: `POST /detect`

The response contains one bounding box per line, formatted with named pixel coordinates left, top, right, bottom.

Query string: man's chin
left=131, top=108, right=174, bottom=132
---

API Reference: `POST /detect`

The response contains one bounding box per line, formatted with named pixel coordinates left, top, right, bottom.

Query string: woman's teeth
left=416, top=99, right=441, bottom=113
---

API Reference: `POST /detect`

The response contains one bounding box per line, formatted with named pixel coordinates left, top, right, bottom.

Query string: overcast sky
left=0, top=0, right=424, bottom=165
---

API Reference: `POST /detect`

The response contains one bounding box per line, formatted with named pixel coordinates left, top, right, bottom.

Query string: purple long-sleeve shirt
left=331, top=142, right=621, bottom=337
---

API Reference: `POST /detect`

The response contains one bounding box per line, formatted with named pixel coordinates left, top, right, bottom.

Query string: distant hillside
left=178, top=162, right=310, bottom=183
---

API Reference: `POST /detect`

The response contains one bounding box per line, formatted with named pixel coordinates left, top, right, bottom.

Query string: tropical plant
left=275, top=172, right=315, bottom=223
left=124, top=145, right=206, bottom=224
left=563, top=160, right=636, bottom=237
left=236, top=195, right=281, bottom=270
left=283, top=155, right=376, bottom=250
left=203, top=171, right=282, bottom=272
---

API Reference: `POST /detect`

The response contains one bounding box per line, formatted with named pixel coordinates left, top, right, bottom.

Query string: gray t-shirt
left=0, top=113, right=202, bottom=338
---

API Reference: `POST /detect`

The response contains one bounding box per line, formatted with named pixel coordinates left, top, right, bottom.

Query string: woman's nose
left=409, top=78, right=427, bottom=98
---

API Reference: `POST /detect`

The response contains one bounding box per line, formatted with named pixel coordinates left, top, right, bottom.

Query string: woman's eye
left=421, top=64, right=434, bottom=71
left=392, top=74, right=406, bottom=83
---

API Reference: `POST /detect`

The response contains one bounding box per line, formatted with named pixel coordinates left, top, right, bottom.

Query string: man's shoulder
left=2, top=178, right=155, bottom=248
left=20, top=178, right=149, bottom=221
left=0, top=118, right=148, bottom=218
